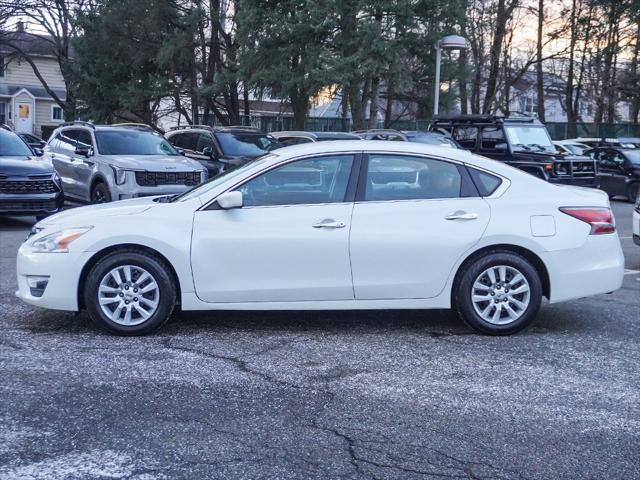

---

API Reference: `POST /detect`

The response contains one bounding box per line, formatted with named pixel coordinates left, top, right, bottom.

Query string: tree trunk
left=458, top=49, right=468, bottom=114
left=369, top=76, right=380, bottom=129
left=290, top=87, right=308, bottom=130
left=384, top=78, right=395, bottom=127
left=535, top=0, right=545, bottom=121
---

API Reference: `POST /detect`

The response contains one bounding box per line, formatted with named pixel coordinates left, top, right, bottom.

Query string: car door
left=190, top=153, right=358, bottom=303
left=71, top=129, right=96, bottom=200
left=597, top=149, right=626, bottom=197
left=349, top=153, right=490, bottom=299
left=48, top=130, right=78, bottom=197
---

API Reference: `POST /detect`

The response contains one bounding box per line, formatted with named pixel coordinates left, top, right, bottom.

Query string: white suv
left=45, top=122, right=206, bottom=203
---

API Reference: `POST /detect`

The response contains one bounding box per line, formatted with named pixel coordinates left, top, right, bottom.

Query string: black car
left=402, top=131, right=461, bottom=149
left=165, top=125, right=281, bottom=177
left=585, top=147, right=640, bottom=201
left=18, top=132, right=47, bottom=150
left=0, top=129, right=64, bottom=219
left=429, top=115, right=598, bottom=187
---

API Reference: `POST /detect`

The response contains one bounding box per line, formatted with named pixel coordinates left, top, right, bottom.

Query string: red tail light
left=559, top=207, right=616, bottom=234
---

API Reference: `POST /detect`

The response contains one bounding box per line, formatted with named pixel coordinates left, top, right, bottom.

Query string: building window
left=0, top=102, right=5, bottom=124
left=519, top=96, right=538, bottom=115
left=0, top=55, right=4, bottom=77
left=51, top=105, right=64, bottom=121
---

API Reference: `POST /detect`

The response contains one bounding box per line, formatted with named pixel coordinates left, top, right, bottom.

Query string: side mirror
left=217, top=191, right=243, bottom=209
left=176, top=148, right=186, bottom=156
left=75, top=145, right=92, bottom=157
left=202, top=146, right=216, bottom=159
left=33, top=147, right=44, bottom=157
left=494, top=142, right=508, bottom=152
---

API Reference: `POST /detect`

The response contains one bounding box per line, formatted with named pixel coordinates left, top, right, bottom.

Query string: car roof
left=271, top=131, right=361, bottom=140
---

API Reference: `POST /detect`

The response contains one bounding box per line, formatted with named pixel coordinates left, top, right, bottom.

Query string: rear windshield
left=216, top=132, right=280, bottom=157
left=95, top=130, right=179, bottom=156
left=0, top=131, right=33, bottom=157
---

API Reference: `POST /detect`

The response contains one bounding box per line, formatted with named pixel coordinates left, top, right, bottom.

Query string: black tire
left=453, top=250, right=543, bottom=335
left=626, top=182, right=639, bottom=203
left=91, top=182, right=112, bottom=204
left=84, top=249, right=177, bottom=335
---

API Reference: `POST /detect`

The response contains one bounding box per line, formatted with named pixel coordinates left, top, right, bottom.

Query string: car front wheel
left=84, top=250, right=177, bottom=335
left=454, top=251, right=543, bottom=335
left=91, top=182, right=111, bottom=203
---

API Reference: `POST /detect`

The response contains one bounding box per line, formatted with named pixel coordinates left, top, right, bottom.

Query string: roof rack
left=352, top=128, right=403, bottom=134
left=0, top=124, right=13, bottom=131
left=222, top=125, right=261, bottom=131
left=112, top=123, right=165, bottom=134
left=60, top=120, right=95, bottom=129
left=168, top=124, right=213, bottom=131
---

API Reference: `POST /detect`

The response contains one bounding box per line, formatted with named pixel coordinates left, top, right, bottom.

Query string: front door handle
left=445, top=211, right=478, bottom=221
left=312, top=219, right=346, bottom=229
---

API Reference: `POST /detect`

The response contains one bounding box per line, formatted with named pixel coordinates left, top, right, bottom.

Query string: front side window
left=216, top=132, right=281, bottom=157
left=453, top=127, right=478, bottom=149
left=237, top=155, right=354, bottom=207
left=480, top=127, right=506, bottom=152
left=95, top=130, right=178, bottom=156
left=169, top=132, right=199, bottom=151
left=196, top=133, right=215, bottom=153
left=364, top=155, right=463, bottom=201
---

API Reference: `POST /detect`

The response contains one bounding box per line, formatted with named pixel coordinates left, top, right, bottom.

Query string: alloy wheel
left=470, top=265, right=531, bottom=325
left=98, top=265, right=160, bottom=326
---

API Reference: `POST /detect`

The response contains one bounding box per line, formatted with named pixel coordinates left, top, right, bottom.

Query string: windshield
left=0, top=132, right=33, bottom=157
left=216, top=132, right=281, bottom=157
left=95, top=130, right=179, bottom=156
left=625, top=150, right=640, bottom=165
left=504, top=125, right=555, bottom=153
left=172, top=154, right=276, bottom=202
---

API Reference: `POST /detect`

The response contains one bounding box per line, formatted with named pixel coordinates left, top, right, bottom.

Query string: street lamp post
left=433, top=35, right=468, bottom=116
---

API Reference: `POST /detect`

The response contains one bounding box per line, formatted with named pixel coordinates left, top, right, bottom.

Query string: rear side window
left=468, top=168, right=502, bottom=196
left=169, top=132, right=199, bottom=151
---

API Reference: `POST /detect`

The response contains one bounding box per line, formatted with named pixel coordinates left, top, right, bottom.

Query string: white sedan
left=16, top=141, right=624, bottom=336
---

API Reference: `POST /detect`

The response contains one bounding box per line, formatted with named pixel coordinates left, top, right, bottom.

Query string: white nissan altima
left=16, top=141, right=624, bottom=336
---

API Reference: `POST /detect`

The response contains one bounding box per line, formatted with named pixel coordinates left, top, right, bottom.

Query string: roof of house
left=0, top=84, right=67, bottom=101
left=0, top=31, right=59, bottom=57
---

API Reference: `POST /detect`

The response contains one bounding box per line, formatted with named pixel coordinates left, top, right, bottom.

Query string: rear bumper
left=0, top=192, right=64, bottom=216
left=542, top=233, right=625, bottom=303
left=633, top=209, right=640, bottom=246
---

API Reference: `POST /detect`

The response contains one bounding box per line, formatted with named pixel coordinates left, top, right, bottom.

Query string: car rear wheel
left=84, top=250, right=177, bottom=335
left=91, top=182, right=111, bottom=204
left=454, top=251, right=542, bottom=335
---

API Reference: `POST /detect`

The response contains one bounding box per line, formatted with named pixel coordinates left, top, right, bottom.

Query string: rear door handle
left=312, top=219, right=346, bottom=229
left=445, top=211, right=478, bottom=220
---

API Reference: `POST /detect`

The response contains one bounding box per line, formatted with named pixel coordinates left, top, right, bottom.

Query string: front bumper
left=0, top=192, right=64, bottom=216
left=16, top=243, right=92, bottom=311
left=548, top=176, right=599, bottom=188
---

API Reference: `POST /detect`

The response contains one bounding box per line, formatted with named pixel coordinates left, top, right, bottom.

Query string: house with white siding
left=0, top=29, right=67, bottom=138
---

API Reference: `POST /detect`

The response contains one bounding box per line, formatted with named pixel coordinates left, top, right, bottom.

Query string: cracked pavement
left=0, top=201, right=639, bottom=479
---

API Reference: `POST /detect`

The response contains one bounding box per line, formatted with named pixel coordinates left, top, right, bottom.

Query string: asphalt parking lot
left=0, top=201, right=638, bottom=480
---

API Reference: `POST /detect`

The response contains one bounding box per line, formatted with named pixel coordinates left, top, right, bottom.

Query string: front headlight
left=31, top=227, right=93, bottom=253
left=52, top=172, right=61, bottom=186
left=111, top=165, right=130, bottom=185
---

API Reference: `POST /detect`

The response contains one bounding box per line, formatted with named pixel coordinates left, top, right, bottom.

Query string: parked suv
left=45, top=122, right=206, bottom=203
left=0, top=128, right=63, bottom=218
left=429, top=115, right=598, bottom=186
left=165, top=125, right=281, bottom=177
left=584, top=147, right=640, bottom=201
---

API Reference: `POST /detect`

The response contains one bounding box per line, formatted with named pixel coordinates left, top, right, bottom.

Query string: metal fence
left=199, top=114, right=640, bottom=140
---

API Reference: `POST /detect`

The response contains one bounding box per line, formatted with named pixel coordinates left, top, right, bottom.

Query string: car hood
left=106, top=155, right=204, bottom=171
left=0, top=156, right=55, bottom=176
left=39, top=196, right=158, bottom=227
